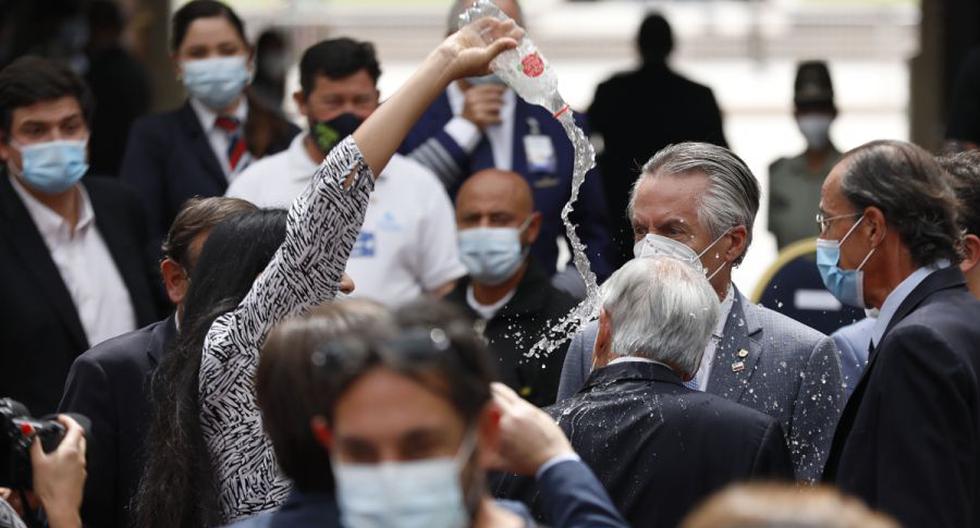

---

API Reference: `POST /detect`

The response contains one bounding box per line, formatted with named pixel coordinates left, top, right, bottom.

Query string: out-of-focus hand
left=437, top=17, right=522, bottom=81
left=487, top=382, right=575, bottom=476
left=461, top=83, right=506, bottom=129
left=30, top=415, right=86, bottom=528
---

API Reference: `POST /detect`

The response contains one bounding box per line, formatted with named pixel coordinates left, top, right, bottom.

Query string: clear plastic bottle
left=458, top=0, right=570, bottom=119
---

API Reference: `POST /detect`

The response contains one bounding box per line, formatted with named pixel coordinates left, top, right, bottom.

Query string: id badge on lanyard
left=524, top=117, right=557, bottom=174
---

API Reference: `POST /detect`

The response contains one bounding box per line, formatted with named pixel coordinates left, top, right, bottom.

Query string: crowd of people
left=1, top=0, right=979, bottom=527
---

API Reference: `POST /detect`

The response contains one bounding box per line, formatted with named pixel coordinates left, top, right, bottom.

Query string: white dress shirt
left=10, top=176, right=136, bottom=347
left=444, top=82, right=517, bottom=170
left=226, top=134, right=466, bottom=307
left=689, top=284, right=736, bottom=391
left=189, top=96, right=251, bottom=180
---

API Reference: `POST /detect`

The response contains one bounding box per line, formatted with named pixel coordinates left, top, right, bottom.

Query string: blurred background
left=1, top=0, right=976, bottom=293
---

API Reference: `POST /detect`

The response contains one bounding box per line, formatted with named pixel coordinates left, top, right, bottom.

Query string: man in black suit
left=819, top=140, right=980, bottom=528
left=58, top=196, right=257, bottom=528
left=589, top=13, right=728, bottom=265
left=496, top=256, right=794, bottom=528
left=0, top=56, right=160, bottom=416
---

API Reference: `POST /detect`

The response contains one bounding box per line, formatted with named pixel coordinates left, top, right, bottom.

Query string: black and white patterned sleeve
left=198, top=136, right=375, bottom=521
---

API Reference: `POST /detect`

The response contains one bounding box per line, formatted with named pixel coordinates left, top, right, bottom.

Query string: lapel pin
left=737, top=348, right=749, bottom=359
left=732, top=361, right=746, bottom=373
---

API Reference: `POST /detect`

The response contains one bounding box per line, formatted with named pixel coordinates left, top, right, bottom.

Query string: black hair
left=299, top=38, right=381, bottom=97
left=840, top=140, right=962, bottom=267
left=938, top=150, right=980, bottom=238
left=134, top=209, right=287, bottom=528
left=171, top=0, right=247, bottom=52
left=637, top=12, right=674, bottom=64
left=0, top=56, right=94, bottom=139
left=315, top=300, right=497, bottom=428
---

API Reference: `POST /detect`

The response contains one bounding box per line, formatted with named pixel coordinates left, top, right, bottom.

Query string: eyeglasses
left=815, top=212, right=861, bottom=233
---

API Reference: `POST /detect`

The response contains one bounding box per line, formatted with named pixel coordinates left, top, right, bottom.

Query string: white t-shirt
left=227, top=134, right=466, bottom=306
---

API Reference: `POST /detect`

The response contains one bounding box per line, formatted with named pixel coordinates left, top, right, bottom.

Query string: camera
left=0, top=398, right=88, bottom=489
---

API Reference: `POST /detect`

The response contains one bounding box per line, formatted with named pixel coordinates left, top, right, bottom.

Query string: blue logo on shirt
left=351, top=232, right=376, bottom=258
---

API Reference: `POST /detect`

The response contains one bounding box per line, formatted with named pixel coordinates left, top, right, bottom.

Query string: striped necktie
left=214, top=115, right=247, bottom=171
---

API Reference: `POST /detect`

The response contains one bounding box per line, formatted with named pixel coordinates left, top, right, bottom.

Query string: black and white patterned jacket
left=199, top=137, right=374, bottom=522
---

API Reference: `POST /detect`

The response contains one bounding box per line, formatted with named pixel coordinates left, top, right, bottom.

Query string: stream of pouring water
left=461, top=0, right=602, bottom=358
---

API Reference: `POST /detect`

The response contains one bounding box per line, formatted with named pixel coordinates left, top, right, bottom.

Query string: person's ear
left=864, top=206, right=887, bottom=247
left=294, top=90, right=309, bottom=118
left=160, top=258, right=189, bottom=306
left=960, top=234, right=980, bottom=274
left=309, top=416, right=333, bottom=450
left=523, top=212, right=543, bottom=246
left=592, top=308, right=613, bottom=370
left=476, top=402, right=502, bottom=469
left=723, top=225, right=748, bottom=264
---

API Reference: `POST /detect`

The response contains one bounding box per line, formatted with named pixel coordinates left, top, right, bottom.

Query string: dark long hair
left=134, top=209, right=287, bottom=528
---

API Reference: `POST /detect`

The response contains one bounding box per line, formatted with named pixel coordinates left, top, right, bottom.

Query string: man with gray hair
left=495, top=256, right=794, bottom=528
left=557, top=142, right=844, bottom=482
left=819, top=140, right=980, bottom=528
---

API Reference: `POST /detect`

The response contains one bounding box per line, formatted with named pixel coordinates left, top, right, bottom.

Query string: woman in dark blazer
left=120, top=0, right=298, bottom=250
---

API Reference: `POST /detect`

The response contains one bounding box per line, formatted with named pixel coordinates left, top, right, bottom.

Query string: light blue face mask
left=333, top=432, right=477, bottom=528
left=14, top=139, right=89, bottom=194
left=181, top=56, right=250, bottom=110
left=816, top=214, right=875, bottom=308
left=458, top=217, right=532, bottom=285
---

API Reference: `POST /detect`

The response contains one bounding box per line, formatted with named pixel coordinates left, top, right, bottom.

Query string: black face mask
left=310, top=112, right=363, bottom=155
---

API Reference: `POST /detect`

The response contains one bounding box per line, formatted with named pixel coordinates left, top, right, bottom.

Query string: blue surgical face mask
left=13, top=139, right=89, bottom=194
left=181, top=56, right=251, bottom=110
left=459, top=218, right=532, bottom=286
left=816, top=215, right=875, bottom=308
left=333, top=431, right=477, bottom=528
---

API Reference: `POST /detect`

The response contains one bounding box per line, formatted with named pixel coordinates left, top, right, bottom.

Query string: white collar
left=608, top=357, right=676, bottom=371
left=714, top=284, right=735, bottom=338
left=9, top=174, right=94, bottom=239
left=190, top=96, right=249, bottom=132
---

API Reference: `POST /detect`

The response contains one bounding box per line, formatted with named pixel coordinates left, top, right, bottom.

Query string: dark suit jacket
left=588, top=63, right=727, bottom=265
left=0, top=174, right=159, bottom=415
left=400, top=91, right=616, bottom=280
left=120, top=95, right=299, bottom=252
left=497, top=361, right=794, bottom=528
left=823, top=267, right=980, bottom=528
left=446, top=259, right=577, bottom=407
left=58, top=316, right=176, bottom=528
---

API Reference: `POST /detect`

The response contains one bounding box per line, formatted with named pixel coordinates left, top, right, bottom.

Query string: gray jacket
left=556, top=290, right=844, bottom=482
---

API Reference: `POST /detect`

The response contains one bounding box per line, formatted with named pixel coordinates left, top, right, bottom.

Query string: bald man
left=446, top=169, right=578, bottom=406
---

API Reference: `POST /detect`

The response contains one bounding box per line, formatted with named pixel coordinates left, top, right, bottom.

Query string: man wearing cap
left=768, top=61, right=843, bottom=249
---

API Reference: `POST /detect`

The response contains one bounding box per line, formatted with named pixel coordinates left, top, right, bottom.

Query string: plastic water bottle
left=458, top=0, right=570, bottom=120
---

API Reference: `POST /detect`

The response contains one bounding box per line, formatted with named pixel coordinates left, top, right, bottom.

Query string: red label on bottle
left=521, top=52, right=545, bottom=78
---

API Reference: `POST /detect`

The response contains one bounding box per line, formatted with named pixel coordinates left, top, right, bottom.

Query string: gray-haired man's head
left=818, top=139, right=961, bottom=309
left=628, top=142, right=760, bottom=299
left=592, top=257, right=720, bottom=380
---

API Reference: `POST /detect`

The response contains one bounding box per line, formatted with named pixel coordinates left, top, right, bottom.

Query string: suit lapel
left=0, top=176, right=88, bottom=350
left=706, top=290, right=762, bottom=402
left=177, top=102, right=228, bottom=192
left=88, top=183, right=155, bottom=325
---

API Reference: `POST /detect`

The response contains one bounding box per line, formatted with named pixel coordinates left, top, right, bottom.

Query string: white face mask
left=633, top=230, right=731, bottom=280
left=333, top=431, right=477, bottom=528
left=797, top=114, right=833, bottom=151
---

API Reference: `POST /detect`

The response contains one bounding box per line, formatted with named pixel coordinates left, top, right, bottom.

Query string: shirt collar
left=871, top=260, right=951, bottom=347
left=714, top=284, right=735, bottom=338
left=190, top=96, right=249, bottom=132
left=9, top=174, right=94, bottom=240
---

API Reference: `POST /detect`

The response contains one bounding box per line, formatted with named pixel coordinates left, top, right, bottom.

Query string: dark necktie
left=214, top=116, right=247, bottom=171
